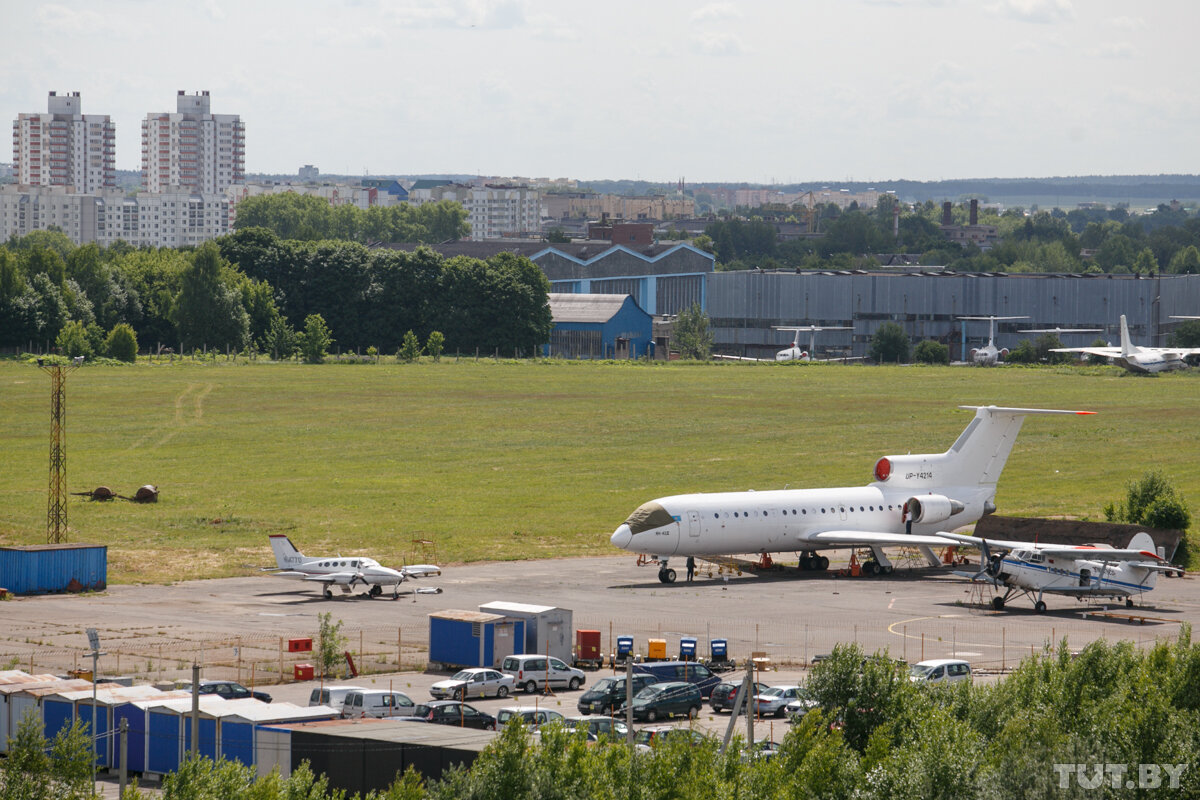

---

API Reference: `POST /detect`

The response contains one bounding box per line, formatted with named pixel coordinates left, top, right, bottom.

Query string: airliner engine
left=904, top=495, right=965, bottom=524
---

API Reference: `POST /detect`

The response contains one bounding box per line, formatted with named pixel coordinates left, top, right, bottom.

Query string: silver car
left=496, top=706, right=565, bottom=732
left=754, top=685, right=808, bottom=718
left=430, top=668, right=515, bottom=700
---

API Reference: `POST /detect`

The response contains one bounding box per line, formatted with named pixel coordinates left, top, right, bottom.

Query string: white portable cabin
left=0, top=672, right=58, bottom=752
left=1, top=678, right=96, bottom=754
left=478, top=601, right=573, bottom=663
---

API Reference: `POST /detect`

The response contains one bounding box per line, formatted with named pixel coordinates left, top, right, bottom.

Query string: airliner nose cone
left=611, top=524, right=632, bottom=550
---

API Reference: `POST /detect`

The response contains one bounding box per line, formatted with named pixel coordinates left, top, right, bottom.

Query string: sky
left=3, top=0, right=1197, bottom=184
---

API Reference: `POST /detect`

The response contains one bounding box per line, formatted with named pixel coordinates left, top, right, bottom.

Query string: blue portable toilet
left=616, top=636, right=634, bottom=663
left=679, top=637, right=697, bottom=661
left=710, top=639, right=728, bottom=663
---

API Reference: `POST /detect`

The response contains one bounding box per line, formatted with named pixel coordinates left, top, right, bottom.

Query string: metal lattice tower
left=39, top=361, right=80, bottom=543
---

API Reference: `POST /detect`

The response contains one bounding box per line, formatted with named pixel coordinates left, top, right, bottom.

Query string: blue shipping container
left=0, top=544, right=106, bottom=595
left=429, top=611, right=523, bottom=669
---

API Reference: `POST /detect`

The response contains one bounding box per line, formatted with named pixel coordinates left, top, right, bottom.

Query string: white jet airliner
left=610, top=406, right=1093, bottom=583
left=956, top=316, right=1029, bottom=365
left=267, top=535, right=440, bottom=599
left=1051, top=314, right=1200, bottom=373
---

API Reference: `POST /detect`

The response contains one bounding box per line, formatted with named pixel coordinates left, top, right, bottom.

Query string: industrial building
left=546, top=293, right=653, bottom=359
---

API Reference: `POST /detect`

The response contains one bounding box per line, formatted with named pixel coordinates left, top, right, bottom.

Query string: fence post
left=278, top=637, right=284, bottom=683
left=1001, top=627, right=1006, bottom=671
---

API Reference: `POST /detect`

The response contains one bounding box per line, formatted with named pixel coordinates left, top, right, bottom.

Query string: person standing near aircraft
left=686, top=556, right=696, bottom=582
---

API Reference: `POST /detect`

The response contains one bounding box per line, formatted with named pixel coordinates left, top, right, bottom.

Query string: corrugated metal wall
left=707, top=272, right=1200, bottom=358
left=0, top=545, right=107, bottom=595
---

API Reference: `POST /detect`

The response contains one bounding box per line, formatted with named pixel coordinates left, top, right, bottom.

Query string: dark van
left=633, top=661, right=721, bottom=698
left=577, top=673, right=658, bottom=715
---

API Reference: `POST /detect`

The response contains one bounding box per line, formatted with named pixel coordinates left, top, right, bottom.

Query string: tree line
left=703, top=199, right=1200, bottom=275
left=231, top=194, right=470, bottom=244
left=1, top=226, right=552, bottom=359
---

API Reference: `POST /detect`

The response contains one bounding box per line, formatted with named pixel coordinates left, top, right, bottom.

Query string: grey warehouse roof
left=548, top=293, right=632, bottom=323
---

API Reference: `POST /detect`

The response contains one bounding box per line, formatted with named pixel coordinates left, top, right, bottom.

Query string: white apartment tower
left=11, top=92, right=116, bottom=193
left=141, top=90, right=244, bottom=194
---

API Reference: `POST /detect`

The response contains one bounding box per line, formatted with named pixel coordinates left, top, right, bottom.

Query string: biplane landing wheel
left=1034, top=600, right=1047, bottom=614
left=991, top=596, right=1005, bottom=611
left=1126, top=597, right=1134, bottom=608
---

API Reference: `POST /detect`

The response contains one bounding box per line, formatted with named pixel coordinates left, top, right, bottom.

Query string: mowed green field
left=1, top=359, right=1197, bottom=584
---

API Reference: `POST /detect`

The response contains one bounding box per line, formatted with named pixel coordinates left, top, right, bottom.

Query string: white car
left=908, top=658, right=971, bottom=685
left=500, top=655, right=586, bottom=694
left=430, top=668, right=515, bottom=700
left=340, top=689, right=417, bottom=719
left=754, top=685, right=809, bottom=718
left=496, top=706, right=565, bottom=732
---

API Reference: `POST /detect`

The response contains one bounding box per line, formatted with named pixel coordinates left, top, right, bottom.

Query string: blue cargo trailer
left=429, top=610, right=524, bottom=669
left=0, top=544, right=106, bottom=595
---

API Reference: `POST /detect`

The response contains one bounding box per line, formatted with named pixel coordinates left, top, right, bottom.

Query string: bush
left=426, top=331, right=445, bottom=362
left=913, top=340, right=949, bottom=364
left=869, top=322, right=910, bottom=363
left=54, top=320, right=92, bottom=359
left=397, top=329, right=422, bottom=363
left=105, top=323, right=138, bottom=362
left=1104, top=470, right=1191, bottom=531
left=297, top=314, right=333, bottom=364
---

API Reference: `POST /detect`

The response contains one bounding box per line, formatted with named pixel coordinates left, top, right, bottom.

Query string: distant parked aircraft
left=714, top=325, right=860, bottom=363
left=266, top=535, right=440, bottom=599
left=1050, top=314, right=1200, bottom=373
left=956, top=316, right=1029, bottom=365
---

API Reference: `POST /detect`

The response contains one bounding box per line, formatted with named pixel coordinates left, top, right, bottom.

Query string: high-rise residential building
left=141, top=90, right=244, bottom=194
left=408, top=182, right=541, bottom=240
left=11, top=92, right=116, bottom=193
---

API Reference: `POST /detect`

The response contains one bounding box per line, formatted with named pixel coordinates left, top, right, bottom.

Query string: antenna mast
left=38, top=359, right=82, bottom=543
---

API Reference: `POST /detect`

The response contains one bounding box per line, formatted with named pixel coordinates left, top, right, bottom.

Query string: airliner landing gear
left=658, top=561, right=676, bottom=583
left=799, top=554, right=830, bottom=571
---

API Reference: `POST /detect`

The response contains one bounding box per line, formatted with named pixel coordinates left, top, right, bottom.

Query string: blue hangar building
left=545, top=293, right=653, bottom=359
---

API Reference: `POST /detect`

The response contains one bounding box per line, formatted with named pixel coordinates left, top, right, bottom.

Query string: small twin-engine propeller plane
left=266, top=535, right=440, bottom=599
left=939, top=531, right=1181, bottom=613
left=610, top=405, right=1092, bottom=583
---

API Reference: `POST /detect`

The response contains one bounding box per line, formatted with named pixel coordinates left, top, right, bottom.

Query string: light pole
left=85, top=628, right=105, bottom=793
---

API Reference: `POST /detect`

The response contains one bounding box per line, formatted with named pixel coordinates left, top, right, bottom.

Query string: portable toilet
left=709, top=638, right=734, bottom=671
left=478, top=602, right=573, bottom=663
left=615, top=636, right=634, bottom=665
left=429, top=610, right=525, bottom=669
left=646, top=639, right=667, bottom=662
left=679, top=637, right=697, bottom=661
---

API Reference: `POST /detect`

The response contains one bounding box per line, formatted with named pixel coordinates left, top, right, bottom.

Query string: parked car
left=785, top=692, right=821, bottom=721
left=340, top=689, right=416, bottom=719
left=564, top=715, right=629, bottom=741
left=708, top=681, right=769, bottom=713
left=633, top=726, right=709, bottom=752
left=193, top=680, right=272, bottom=703
left=623, top=681, right=703, bottom=723
left=754, top=685, right=809, bottom=718
left=577, top=674, right=659, bottom=715
left=500, top=654, right=586, bottom=694
left=308, top=685, right=365, bottom=708
left=496, top=706, right=565, bottom=732
left=407, top=701, right=497, bottom=730
left=633, top=661, right=721, bottom=698
left=430, top=668, right=515, bottom=700
left=909, top=658, right=971, bottom=684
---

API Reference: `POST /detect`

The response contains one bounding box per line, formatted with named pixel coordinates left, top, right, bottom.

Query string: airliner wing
left=1049, top=347, right=1119, bottom=357
left=937, top=532, right=1024, bottom=552
left=713, top=354, right=772, bottom=362
left=806, top=530, right=958, bottom=548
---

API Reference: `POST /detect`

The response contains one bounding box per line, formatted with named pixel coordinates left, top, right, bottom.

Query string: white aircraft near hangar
left=610, top=405, right=1093, bottom=583
left=267, top=535, right=440, bottom=599
left=956, top=316, right=1028, bottom=365
left=939, top=531, right=1181, bottom=613
left=714, top=325, right=861, bottom=363
left=1050, top=314, right=1200, bottom=373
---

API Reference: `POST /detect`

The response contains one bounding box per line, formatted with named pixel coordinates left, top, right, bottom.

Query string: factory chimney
left=942, top=202, right=952, bottom=226
left=969, top=199, right=979, bottom=226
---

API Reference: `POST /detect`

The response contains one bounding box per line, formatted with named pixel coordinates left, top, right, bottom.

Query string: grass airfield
left=0, top=358, right=1196, bottom=584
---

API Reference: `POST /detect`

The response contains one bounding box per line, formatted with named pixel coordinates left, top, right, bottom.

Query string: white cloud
left=1106, top=15, right=1146, bottom=31
left=990, top=0, right=1074, bottom=24
left=205, top=0, right=226, bottom=20
left=691, top=3, right=741, bottom=23
left=386, top=0, right=526, bottom=29
left=36, top=4, right=106, bottom=33
left=690, top=32, right=744, bottom=56
left=1089, top=41, right=1136, bottom=59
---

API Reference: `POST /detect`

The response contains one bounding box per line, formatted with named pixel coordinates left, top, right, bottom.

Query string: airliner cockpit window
left=624, top=502, right=675, bottom=534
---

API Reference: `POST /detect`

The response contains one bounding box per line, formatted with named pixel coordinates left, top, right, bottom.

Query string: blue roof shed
left=545, top=293, right=653, bottom=359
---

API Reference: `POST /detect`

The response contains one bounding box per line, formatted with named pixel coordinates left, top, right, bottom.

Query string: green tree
left=315, top=611, right=346, bottom=680
left=426, top=330, right=446, bottom=362
left=397, top=329, right=422, bottom=362
left=672, top=302, right=713, bottom=359
left=263, top=316, right=298, bottom=360
left=869, top=322, right=910, bottom=363
left=1169, top=245, right=1200, bottom=274
left=1133, top=247, right=1159, bottom=275
left=55, top=320, right=93, bottom=359
left=0, top=711, right=95, bottom=800
left=1170, top=320, right=1200, bottom=348
left=545, top=226, right=569, bottom=243
left=1005, top=339, right=1038, bottom=364
left=1104, top=470, right=1191, bottom=531
left=297, top=314, right=333, bottom=364
left=171, top=242, right=249, bottom=351
left=105, top=323, right=138, bottom=362
left=913, top=340, right=949, bottom=364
